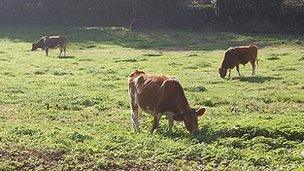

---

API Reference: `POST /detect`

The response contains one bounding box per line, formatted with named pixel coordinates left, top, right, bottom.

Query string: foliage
left=1, top=0, right=304, bottom=32
left=0, top=0, right=184, bottom=27
left=216, top=0, right=304, bottom=32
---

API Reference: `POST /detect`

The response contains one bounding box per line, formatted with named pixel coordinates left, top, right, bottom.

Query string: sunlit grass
left=0, top=26, right=303, bottom=170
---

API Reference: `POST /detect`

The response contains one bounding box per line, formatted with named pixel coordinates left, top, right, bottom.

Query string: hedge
left=216, top=0, right=304, bottom=32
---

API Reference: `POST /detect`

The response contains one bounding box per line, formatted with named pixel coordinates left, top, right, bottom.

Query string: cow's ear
left=196, top=107, right=206, bottom=117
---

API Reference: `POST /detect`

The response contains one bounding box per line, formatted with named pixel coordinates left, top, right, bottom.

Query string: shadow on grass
left=1, top=26, right=303, bottom=51
left=158, top=124, right=304, bottom=144
left=231, top=76, right=282, bottom=83
left=58, top=55, right=75, bottom=59
left=195, top=124, right=304, bottom=143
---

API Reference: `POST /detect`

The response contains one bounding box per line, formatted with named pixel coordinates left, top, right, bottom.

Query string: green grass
left=0, top=26, right=304, bottom=170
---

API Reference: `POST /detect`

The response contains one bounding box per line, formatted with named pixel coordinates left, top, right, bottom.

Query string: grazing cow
left=31, top=35, right=67, bottom=57
left=129, top=19, right=139, bottom=32
left=219, top=45, right=258, bottom=78
left=128, top=70, right=206, bottom=134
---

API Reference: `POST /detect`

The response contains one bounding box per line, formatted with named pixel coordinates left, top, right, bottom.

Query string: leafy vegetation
left=0, top=26, right=303, bottom=170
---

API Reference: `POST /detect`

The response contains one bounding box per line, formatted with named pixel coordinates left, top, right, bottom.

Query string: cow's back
left=45, top=36, right=67, bottom=48
left=234, top=47, right=252, bottom=65
left=157, top=78, right=189, bottom=113
left=224, top=45, right=257, bottom=67
left=236, top=45, right=258, bottom=64
left=129, top=74, right=166, bottom=111
left=129, top=73, right=189, bottom=114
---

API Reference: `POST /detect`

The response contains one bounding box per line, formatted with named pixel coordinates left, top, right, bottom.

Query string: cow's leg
left=63, top=44, right=67, bottom=57
left=131, top=104, right=141, bottom=132
left=251, top=61, right=256, bottom=75
left=236, top=65, right=241, bottom=77
left=45, top=48, right=49, bottom=56
left=129, top=83, right=141, bottom=132
left=167, top=112, right=174, bottom=132
left=150, top=113, right=162, bottom=133
left=228, top=69, right=231, bottom=78
left=59, top=47, right=63, bottom=57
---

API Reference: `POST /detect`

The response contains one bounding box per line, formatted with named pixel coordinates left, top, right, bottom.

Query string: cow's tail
left=252, top=45, right=259, bottom=67
left=255, top=50, right=259, bottom=66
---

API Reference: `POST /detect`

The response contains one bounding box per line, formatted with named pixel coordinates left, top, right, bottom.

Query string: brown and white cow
left=128, top=70, right=206, bottom=134
left=219, top=45, right=258, bottom=78
left=31, top=35, right=67, bottom=57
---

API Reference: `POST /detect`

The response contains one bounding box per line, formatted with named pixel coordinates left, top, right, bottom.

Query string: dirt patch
left=0, top=149, right=65, bottom=170
left=0, top=148, right=173, bottom=170
left=0, top=104, right=19, bottom=112
left=0, top=104, right=20, bottom=121
left=157, top=46, right=191, bottom=51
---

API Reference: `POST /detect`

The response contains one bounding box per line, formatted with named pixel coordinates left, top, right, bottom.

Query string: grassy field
left=0, top=26, right=304, bottom=170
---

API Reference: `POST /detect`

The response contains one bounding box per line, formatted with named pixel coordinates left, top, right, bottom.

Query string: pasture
left=0, top=26, right=304, bottom=170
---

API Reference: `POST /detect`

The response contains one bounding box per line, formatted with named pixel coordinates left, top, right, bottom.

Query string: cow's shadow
left=156, top=124, right=215, bottom=144
left=230, top=76, right=281, bottom=83
left=2, top=26, right=303, bottom=52
left=58, top=55, right=75, bottom=59
left=157, top=123, right=304, bottom=144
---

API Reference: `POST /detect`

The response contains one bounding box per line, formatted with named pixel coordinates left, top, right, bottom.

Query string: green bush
left=216, top=0, right=304, bottom=32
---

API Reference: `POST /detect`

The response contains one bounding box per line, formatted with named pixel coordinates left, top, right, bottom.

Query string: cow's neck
left=176, top=96, right=191, bottom=113
left=221, top=58, right=230, bottom=69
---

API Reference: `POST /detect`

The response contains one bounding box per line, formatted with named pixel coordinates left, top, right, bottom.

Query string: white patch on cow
left=134, top=91, right=140, bottom=107
left=169, top=77, right=179, bottom=82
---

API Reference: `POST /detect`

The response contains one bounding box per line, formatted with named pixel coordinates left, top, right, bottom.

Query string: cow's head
left=218, top=68, right=227, bottom=78
left=177, top=107, right=206, bottom=134
left=31, top=43, right=39, bottom=51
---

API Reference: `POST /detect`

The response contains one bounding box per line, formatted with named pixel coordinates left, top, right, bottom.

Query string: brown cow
left=128, top=70, right=206, bottom=134
left=219, top=45, right=258, bottom=78
left=129, top=19, right=139, bottom=32
left=31, top=35, right=67, bottom=57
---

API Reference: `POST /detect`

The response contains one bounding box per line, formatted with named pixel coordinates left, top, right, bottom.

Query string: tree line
left=217, top=0, right=304, bottom=32
left=0, top=0, right=186, bottom=27
left=0, top=0, right=303, bottom=32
